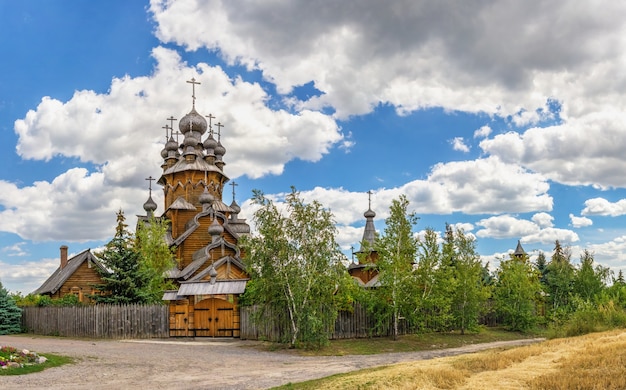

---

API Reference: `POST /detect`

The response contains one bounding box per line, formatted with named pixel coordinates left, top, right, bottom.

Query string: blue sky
left=2, top=1, right=626, bottom=293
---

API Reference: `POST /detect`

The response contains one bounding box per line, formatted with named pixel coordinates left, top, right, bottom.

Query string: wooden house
left=32, top=246, right=107, bottom=303
left=150, top=79, right=251, bottom=337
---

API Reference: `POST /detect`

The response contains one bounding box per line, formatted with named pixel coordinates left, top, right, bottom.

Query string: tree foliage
left=135, top=216, right=177, bottom=303
left=373, top=195, right=419, bottom=340
left=448, top=228, right=490, bottom=334
left=242, top=188, right=350, bottom=347
left=92, top=210, right=173, bottom=304
left=0, top=281, right=22, bottom=335
left=414, top=228, right=452, bottom=331
left=493, top=254, right=542, bottom=331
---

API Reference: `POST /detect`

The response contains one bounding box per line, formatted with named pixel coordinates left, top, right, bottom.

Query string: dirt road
left=0, top=335, right=543, bottom=390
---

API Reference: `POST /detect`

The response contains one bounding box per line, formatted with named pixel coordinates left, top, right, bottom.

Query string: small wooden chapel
left=141, top=78, right=251, bottom=337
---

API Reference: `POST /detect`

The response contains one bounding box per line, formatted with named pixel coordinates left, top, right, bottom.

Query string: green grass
left=254, top=326, right=544, bottom=356
left=0, top=353, right=74, bottom=376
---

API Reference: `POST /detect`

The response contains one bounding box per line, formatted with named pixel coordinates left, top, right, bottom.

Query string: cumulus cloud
left=7, top=47, right=343, bottom=242
left=150, top=0, right=626, bottom=191
left=582, top=197, right=626, bottom=216
left=532, top=212, right=554, bottom=229
left=473, top=125, right=492, bottom=139
left=0, top=258, right=59, bottom=294
left=570, top=213, right=593, bottom=228
left=450, top=137, right=470, bottom=153
left=475, top=214, right=579, bottom=245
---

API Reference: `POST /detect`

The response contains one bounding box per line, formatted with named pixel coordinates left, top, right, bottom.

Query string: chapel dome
left=179, top=108, right=207, bottom=135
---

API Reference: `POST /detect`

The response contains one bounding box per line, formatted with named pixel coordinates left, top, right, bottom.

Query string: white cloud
left=570, top=213, right=593, bottom=228
left=450, top=137, right=470, bottom=153
left=2, top=242, right=28, bottom=257
left=532, top=212, right=554, bottom=228
left=475, top=214, right=578, bottom=245
left=6, top=47, right=344, bottom=242
left=473, top=125, right=492, bottom=139
left=582, top=197, right=626, bottom=216
left=0, top=258, right=59, bottom=294
left=150, top=0, right=626, bottom=191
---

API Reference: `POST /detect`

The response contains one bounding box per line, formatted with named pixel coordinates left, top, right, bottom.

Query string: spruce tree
left=92, top=210, right=150, bottom=304
left=0, top=281, right=22, bottom=334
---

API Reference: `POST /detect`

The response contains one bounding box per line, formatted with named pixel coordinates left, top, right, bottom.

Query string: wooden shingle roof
left=32, top=249, right=107, bottom=295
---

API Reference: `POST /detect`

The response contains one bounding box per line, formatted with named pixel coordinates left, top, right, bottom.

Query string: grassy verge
left=272, top=329, right=626, bottom=390
left=255, top=326, right=543, bottom=356
left=0, top=354, right=74, bottom=376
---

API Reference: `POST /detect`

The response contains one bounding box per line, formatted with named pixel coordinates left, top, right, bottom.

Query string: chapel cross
left=145, top=176, right=155, bottom=196
left=206, top=113, right=215, bottom=134
left=186, top=77, right=201, bottom=107
left=215, top=122, right=224, bottom=141
left=167, top=116, right=177, bottom=134
left=230, top=181, right=238, bottom=202
left=367, top=190, right=373, bottom=210
left=162, top=124, right=170, bottom=142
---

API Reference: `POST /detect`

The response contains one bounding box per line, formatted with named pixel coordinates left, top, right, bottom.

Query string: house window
left=70, top=286, right=82, bottom=302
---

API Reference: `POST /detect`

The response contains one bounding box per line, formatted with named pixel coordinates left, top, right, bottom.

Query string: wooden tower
left=153, top=78, right=250, bottom=337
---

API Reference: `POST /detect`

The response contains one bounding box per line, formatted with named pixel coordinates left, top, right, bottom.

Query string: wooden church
left=144, top=78, right=251, bottom=337
left=348, top=192, right=380, bottom=287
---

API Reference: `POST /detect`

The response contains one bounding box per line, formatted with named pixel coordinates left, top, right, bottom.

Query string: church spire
left=359, top=190, right=377, bottom=252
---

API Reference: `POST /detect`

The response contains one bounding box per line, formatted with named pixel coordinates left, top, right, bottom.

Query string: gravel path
left=0, top=335, right=544, bottom=390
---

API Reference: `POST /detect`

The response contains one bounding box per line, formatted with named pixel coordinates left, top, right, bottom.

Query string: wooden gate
left=193, top=298, right=236, bottom=337
left=169, top=301, right=190, bottom=337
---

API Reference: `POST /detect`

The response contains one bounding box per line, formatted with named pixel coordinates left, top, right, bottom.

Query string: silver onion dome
left=179, top=108, right=207, bottom=135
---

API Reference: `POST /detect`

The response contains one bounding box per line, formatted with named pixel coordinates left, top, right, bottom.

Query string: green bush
left=0, top=282, right=22, bottom=335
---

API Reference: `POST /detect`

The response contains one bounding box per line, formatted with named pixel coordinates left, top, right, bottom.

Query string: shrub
left=0, top=282, right=22, bottom=335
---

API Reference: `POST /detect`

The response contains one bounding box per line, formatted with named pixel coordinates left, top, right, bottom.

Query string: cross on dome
left=186, top=77, right=201, bottom=108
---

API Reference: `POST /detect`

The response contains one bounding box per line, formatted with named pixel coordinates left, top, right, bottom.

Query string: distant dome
left=203, top=133, right=218, bottom=151
left=179, top=108, right=207, bottom=135
left=143, top=195, right=157, bottom=213
left=364, top=208, right=376, bottom=218
left=165, top=136, right=178, bottom=152
left=214, top=140, right=226, bottom=157
left=230, top=200, right=241, bottom=214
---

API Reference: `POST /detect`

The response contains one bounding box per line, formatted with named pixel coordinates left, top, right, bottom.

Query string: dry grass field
left=279, top=329, right=626, bottom=389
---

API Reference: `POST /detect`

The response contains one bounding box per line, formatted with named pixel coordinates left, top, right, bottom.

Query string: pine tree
left=92, top=210, right=150, bottom=304
left=0, top=281, right=22, bottom=335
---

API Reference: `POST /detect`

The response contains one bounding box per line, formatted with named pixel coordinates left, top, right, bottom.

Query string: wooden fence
left=21, top=304, right=169, bottom=339
left=240, top=304, right=415, bottom=341
left=240, top=303, right=504, bottom=342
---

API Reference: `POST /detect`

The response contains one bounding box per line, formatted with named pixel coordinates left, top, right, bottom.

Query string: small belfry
left=144, top=77, right=251, bottom=337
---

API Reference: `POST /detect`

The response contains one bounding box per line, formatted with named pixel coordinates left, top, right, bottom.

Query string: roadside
left=0, top=335, right=544, bottom=390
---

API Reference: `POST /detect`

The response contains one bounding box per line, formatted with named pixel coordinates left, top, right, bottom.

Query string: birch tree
left=374, top=195, right=419, bottom=340
left=242, top=188, right=349, bottom=347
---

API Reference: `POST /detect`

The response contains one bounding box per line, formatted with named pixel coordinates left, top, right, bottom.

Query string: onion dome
left=208, top=217, right=224, bottom=237
left=160, top=147, right=168, bottom=159
left=364, top=208, right=376, bottom=218
left=143, top=195, right=157, bottom=215
left=183, top=134, right=199, bottom=147
left=203, top=132, right=218, bottom=151
left=165, top=136, right=179, bottom=152
left=199, top=186, right=215, bottom=205
left=179, top=108, right=207, bottom=135
left=214, top=140, right=226, bottom=159
left=229, top=199, right=241, bottom=214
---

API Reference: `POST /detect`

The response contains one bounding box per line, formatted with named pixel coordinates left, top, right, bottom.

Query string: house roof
left=163, top=279, right=248, bottom=299
left=32, top=249, right=107, bottom=295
